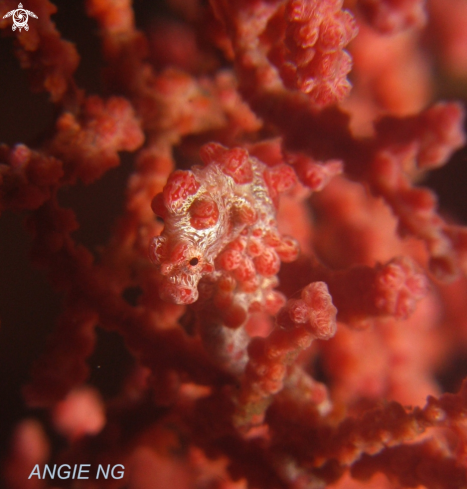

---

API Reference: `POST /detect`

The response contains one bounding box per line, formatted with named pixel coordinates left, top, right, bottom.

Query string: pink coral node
left=373, top=257, right=428, bottom=319
left=278, top=281, right=337, bottom=339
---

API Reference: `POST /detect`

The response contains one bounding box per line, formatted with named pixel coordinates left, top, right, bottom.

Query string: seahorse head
left=149, top=168, right=220, bottom=304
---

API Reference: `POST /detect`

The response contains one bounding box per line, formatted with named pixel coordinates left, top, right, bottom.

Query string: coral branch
left=235, top=282, right=336, bottom=429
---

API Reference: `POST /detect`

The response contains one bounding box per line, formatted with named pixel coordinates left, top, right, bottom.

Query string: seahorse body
left=149, top=143, right=299, bottom=307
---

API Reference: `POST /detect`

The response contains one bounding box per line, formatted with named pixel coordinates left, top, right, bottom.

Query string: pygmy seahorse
left=149, top=142, right=299, bottom=312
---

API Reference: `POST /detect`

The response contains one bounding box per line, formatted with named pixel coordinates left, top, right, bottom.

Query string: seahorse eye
left=189, top=257, right=199, bottom=266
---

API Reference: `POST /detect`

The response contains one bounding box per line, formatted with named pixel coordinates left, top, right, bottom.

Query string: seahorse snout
left=159, top=281, right=199, bottom=304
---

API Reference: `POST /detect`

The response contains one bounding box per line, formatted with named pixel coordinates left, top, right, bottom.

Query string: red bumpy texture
left=266, top=0, right=359, bottom=106
left=1, top=0, right=467, bottom=488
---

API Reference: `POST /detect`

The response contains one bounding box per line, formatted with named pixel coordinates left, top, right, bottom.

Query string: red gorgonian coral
left=1, top=0, right=467, bottom=488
